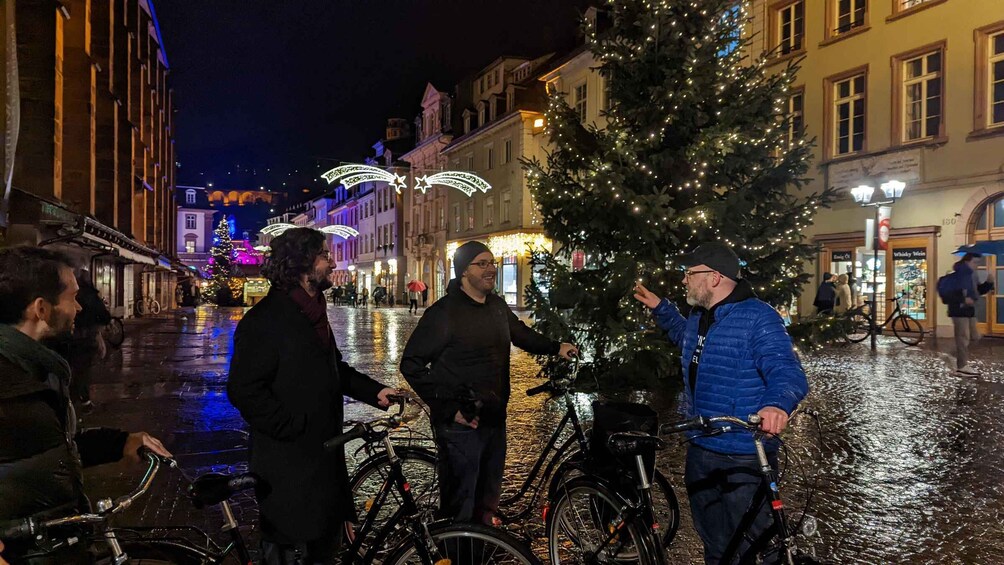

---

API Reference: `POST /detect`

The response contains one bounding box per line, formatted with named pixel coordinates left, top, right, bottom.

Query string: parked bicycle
left=546, top=413, right=821, bottom=565
left=844, top=291, right=924, bottom=346
left=135, top=294, right=162, bottom=317
left=102, top=315, right=125, bottom=348
left=0, top=448, right=259, bottom=564
left=347, top=358, right=681, bottom=551
left=332, top=394, right=541, bottom=564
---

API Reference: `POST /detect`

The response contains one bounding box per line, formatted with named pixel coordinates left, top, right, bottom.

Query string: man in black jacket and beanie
left=0, top=247, right=171, bottom=564
left=401, top=241, right=577, bottom=525
left=227, top=228, right=397, bottom=565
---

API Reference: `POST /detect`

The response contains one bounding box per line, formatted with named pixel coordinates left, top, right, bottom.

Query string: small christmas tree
left=206, top=218, right=235, bottom=305
left=524, top=0, right=838, bottom=384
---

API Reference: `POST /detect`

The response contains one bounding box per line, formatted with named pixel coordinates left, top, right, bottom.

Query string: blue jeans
left=684, top=445, right=778, bottom=564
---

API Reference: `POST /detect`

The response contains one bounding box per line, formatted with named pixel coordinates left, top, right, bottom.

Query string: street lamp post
left=851, top=180, right=906, bottom=351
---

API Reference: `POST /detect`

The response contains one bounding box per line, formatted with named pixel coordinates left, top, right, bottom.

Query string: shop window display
left=891, top=248, right=927, bottom=320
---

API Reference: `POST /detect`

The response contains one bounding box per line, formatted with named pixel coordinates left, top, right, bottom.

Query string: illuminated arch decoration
left=322, top=163, right=491, bottom=197
left=319, top=225, right=359, bottom=239
left=420, top=171, right=491, bottom=196
left=322, top=164, right=408, bottom=193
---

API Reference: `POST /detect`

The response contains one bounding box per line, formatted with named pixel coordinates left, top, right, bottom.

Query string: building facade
left=6, top=0, right=180, bottom=317
left=442, top=55, right=556, bottom=308
left=176, top=185, right=216, bottom=274
left=750, top=0, right=1004, bottom=337
left=402, top=83, right=453, bottom=302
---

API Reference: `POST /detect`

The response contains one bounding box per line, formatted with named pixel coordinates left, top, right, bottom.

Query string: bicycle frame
left=347, top=431, right=444, bottom=565
left=498, top=390, right=590, bottom=522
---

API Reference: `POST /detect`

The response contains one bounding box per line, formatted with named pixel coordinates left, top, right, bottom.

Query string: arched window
left=185, top=190, right=196, bottom=205
left=969, top=193, right=1004, bottom=334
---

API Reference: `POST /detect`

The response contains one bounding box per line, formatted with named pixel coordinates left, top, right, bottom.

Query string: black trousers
left=409, top=299, right=419, bottom=312
left=433, top=424, right=506, bottom=525
left=260, top=527, right=344, bottom=565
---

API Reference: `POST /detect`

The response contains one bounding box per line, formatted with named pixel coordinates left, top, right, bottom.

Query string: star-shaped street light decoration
left=414, top=175, right=433, bottom=194
left=390, top=174, right=409, bottom=194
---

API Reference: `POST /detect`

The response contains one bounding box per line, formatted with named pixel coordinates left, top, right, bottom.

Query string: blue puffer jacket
left=651, top=281, right=808, bottom=455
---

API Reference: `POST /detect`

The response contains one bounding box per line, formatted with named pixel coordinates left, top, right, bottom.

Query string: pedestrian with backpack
left=939, top=253, right=995, bottom=377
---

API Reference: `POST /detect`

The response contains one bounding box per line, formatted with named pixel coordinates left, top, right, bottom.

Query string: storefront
left=970, top=194, right=1004, bottom=336
left=814, top=227, right=938, bottom=328
left=446, top=231, right=552, bottom=309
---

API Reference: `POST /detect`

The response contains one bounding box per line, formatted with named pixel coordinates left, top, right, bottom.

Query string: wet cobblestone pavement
left=79, top=305, right=1004, bottom=563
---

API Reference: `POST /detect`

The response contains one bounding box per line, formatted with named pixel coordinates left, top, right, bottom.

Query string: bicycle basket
left=589, top=401, right=658, bottom=480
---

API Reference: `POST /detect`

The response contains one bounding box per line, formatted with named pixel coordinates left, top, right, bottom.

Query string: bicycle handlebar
left=323, top=391, right=416, bottom=452
left=526, top=355, right=579, bottom=397
left=659, top=414, right=764, bottom=436
left=0, top=450, right=167, bottom=541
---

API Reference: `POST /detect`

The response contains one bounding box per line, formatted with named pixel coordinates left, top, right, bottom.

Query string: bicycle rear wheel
left=134, top=299, right=147, bottom=317
left=547, top=476, right=658, bottom=565
left=892, top=314, right=924, bottom=346
left=150, top=299, right=162, bottom=315
left=382, top=522, right=540, bottom=565
left=845, top=312, right=870, bottom=343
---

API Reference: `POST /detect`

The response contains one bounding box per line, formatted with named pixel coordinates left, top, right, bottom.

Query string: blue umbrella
left=953, top=241, right=1004, bottom=257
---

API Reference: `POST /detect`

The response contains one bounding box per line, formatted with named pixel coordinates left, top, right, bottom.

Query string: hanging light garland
left=321, top=164, right=491, bottom=196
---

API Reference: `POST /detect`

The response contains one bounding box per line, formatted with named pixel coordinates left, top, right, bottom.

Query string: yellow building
left=442, top=55, right=555, bottom=308
left=749, top=0, right=1004, bottom=337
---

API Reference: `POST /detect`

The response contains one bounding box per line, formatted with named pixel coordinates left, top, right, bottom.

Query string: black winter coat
left=0, top=356, right=127, bottom=522
left=400, top=284, right=559, bottom=427
left=226, top=289, right=386, bottom=544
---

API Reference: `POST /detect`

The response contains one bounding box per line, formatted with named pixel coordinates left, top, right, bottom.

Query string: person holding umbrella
left=406, top=280, right=426, bottom=314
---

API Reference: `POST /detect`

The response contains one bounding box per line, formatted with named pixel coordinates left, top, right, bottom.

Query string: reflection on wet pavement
left=79, top=305, right=1004, bottom=563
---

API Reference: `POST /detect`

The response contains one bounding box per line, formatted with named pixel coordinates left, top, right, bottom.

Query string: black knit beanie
left=453, top=240, right=492, bottom=278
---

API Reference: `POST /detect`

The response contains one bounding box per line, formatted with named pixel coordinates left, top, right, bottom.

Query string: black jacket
left=226, top=289, right=386, bottom=544
left=400, top=283, right=559, bottom=427
left=0, top=354, right=127, bottom=522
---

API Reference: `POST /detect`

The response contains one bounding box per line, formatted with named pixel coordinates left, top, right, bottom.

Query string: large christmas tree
left=524, top=0, right=837, bottom=383
left=206, top=218, right=235, bottom=305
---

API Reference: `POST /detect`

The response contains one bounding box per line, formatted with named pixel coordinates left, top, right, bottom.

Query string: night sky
left=154, top=0, right=593, bottom=194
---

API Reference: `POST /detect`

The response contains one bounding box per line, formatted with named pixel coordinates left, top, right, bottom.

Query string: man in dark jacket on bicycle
left=227, top=228, right=398, bottom=564
left=400, top=241, right=578, bottom=525
left=0, top=247, right=171, bottom=564
left=634, top=242, right=808, bottom=564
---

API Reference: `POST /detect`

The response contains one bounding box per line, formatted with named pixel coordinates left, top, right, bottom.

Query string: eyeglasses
left=318, top=251, right=333, bottom=261
left=469, top=260, right=497, bottom=270
left=683, top=269, right=716, bottom=279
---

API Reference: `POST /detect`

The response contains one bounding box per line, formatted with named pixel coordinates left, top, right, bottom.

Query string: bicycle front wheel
left=150, top=299, right=162, bottom=315
left=845, top=312, right=870, bottom=343
left=382, top=522, right=541, bottom=565
left=892, top=314, right=924, bottom=346
left=547, top=477, right=658, bottom=565
left=348, top=446, right=438, bottom=539
left=134, top=299, right=147, bottom=317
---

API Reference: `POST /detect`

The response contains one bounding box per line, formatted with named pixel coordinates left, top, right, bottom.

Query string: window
left=975, top=25, right=1004, bottom=131
left=438, top=204, right=445, bottom=230
left=603, top=76, right=613, bottom=111
left=787, top=89, right=805, bottom=147
left=478, top=107, right=486, bottom=127
left=899, top=0, right=935, bottom=10
left=185, top=240, right=196, bottom=253
left=574, top=83, right=588, bottom=121
left=466, top=200, right=475, bottom=230
left=464, top=114, right=471, bottom=133
left=185, top=214, right=197, bottom=230
left=833, top=0, right=866, bottom=36
left=185, top=190, right=195, bottom=204
left=503, top=139, right=512, bottom=164
left=453, top=203, right=461, bottom=233
left=501, top=190, right=511, bottom=223
left=484, top=197, right=494, bottom=226
left=827, top=70, right=867, bottom=157
left=466, top=154, right=475, bottom=171
left=773, top=1, right=804, bottom=56
left=494, top=69, right=500, bottom=86
left=486, top=145, right=494, bottom=170
left=895, top=46, right=943, bottom=142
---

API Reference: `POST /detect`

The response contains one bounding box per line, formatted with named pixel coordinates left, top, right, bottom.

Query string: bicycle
left=546, top=413, right=821, bottom=565
left=330, top=394, right=541, bottom=564
left=843, top=291, right=924, bottom=346
left=347, top=358, right=681, bottom=551
left=0, top=449, right=259, bottom=564
left=102, top=316, right=125, bottom=348
left=134, top=294, right=162, bottom=317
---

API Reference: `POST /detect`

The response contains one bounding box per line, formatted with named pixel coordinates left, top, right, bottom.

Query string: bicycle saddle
left=188, top=472, right=262, bottom=509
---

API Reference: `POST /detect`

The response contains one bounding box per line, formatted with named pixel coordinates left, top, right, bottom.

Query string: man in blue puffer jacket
left=633, top=242, right=808, bottom=564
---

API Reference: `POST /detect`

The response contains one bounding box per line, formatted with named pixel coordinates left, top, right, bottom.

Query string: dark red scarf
left=288, top=286, right=332, bottom=351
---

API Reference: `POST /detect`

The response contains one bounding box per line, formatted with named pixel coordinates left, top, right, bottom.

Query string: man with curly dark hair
left=227, top=228, right=397, bottom=564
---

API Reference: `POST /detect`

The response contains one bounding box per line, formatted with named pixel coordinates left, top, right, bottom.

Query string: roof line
left=144, top=0, right=170, bottom=68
